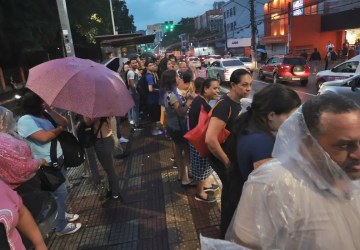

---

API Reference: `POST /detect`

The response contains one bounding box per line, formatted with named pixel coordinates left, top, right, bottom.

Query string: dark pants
left=94, top=136, right=119, bottom=196
left=209, top=155, right=244, bottom=239
left=148, top=103, right=161, bottom=122
left=325, top=59, right=329, bottom=70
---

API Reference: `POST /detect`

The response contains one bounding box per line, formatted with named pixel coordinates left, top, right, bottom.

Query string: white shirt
left=226, top=159, right=360, bottom=250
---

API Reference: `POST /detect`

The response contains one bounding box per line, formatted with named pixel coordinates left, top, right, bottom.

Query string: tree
left=0, top=0, right=62, bottom=67
left=113, top=0, right=136, bottom=34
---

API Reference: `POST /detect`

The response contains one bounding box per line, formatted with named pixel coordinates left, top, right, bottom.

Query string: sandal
left=195, top=193, right=217, bottom=203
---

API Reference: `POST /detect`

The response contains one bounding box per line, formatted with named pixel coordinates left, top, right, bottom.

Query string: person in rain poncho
left=226, top=94, right=360, bottom=249
left=0, top=106, right=48, bottom=250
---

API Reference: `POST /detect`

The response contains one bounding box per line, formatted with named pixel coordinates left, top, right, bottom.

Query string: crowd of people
left=1, top=51, right=359, bottom=249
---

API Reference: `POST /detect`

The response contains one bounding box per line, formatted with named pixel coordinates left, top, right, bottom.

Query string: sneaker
left=129, top=120, right=134, bottom=125
left=119, top=137, right=129, bottom=143
left=170, top=157, right=175, bottom=162
left=65, top=212, right=79, bottom=222
left=195, top=193, right=217, bottom=203
left=56, top=223, right=82, bottom=236
left=132, top=125, right=144, bottom=131
left=152, top=129, right=163, bottom=136
left=203, top=184, right=220, bottom=192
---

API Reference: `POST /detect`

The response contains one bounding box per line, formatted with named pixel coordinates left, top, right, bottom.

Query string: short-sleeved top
left=18, top=114, right=63, bottom=162
left=211, top=94, right=241, bottom=132
left=146, top=72, right=159, bottom=104
left=188, top=96, right=211, bottom=130
left=127, top=69, right=139, bottom=94
left=237, top=131, right=274, bottom=180
left=0, top=181, right=25, bottom=250
left=164, top=91, right=185, bottom=131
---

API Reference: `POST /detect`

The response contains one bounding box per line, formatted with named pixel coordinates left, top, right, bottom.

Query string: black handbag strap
left=43, top=111, right=58, bottom=127
left=42, top=112, right=59, bottom=166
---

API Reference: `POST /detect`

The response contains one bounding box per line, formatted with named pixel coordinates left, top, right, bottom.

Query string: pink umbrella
left=26, top=56, right=134, bottom=118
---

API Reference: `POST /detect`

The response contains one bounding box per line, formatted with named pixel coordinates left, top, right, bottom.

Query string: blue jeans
left=115, top=116, right=122, bottom=138
left=52, top=169, right=68, bottom=232
left=130, top=92, right=140, bottom=127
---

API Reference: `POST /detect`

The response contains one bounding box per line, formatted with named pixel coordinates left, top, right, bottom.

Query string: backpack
left=330, top=51, right=338, bottom=61
left=43, top=112, right=85, bottom=168
left=137, top=72, right=149, bottom=104
left=76, top=119, right=104, bottom=148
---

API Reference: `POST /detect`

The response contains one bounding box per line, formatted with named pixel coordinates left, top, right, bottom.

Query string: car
left=198, top=55, right=207, bottom=65
left=204, top=55, right=222, bottom=66
left=206, top=59, right=247, bottom=83
left=316, top=55, right=360, bottom=90
left=318, top=74, right=360, bottom=105
left=188, top=56, right=201, bottom=69
left=236, top=56, right=256, bottom=71
left=258, top=55, right=310, bottom=86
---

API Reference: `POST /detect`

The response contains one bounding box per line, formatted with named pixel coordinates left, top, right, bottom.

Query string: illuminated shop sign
left=293, top=0, right=304, bottom=16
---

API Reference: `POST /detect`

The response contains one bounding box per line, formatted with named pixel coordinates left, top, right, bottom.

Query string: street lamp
left=109, top=0, right=116, bottom=35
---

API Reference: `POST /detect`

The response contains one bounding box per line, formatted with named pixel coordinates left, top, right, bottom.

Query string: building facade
left=194, top=9, right=223, bottom=32
left=263, top=0, right=360, bottom=57
left=222, top=0, right=268, bottom=56
left=146, top=23, right=165, bottom=45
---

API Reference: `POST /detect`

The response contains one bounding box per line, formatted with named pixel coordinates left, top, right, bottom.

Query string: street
left=198, top=67, right=318, bottom=103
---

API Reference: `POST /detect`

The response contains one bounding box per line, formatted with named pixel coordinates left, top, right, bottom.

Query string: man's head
left=229, top=69, right=253, bottom=99
left=179, top=62, right=188, bottom=73
left=145, top=61, right=156, bottom=73
left=129, top=57, right=138, bottom=70
left=314, top=48, right=318, bottom=52
left=303, top=94, right=360, bottom=180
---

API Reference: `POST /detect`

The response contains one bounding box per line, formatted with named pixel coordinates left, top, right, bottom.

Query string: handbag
left=37, top=138, right=65, bottom=192
left=184, top=100, right=231, bottom=157
left=76, top=119, right=104, bottom=148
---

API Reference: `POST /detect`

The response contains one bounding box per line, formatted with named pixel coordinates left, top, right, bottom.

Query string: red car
left=259, top=55, right=310, bottom=86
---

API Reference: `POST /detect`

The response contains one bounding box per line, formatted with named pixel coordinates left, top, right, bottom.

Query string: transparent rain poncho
left=225, top=107, right=360, bottom=249
left=0, top=106, right=38, bottom=188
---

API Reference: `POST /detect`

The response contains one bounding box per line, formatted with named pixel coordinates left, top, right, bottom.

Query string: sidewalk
left=46, top=123, right=221, bottom=250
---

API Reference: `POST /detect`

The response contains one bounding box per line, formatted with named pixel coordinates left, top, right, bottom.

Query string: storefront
left=227, top=38, right=252, bottom=57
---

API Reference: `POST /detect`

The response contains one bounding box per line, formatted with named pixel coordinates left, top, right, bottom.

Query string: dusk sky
left=126, top=0, right=215, bottom=31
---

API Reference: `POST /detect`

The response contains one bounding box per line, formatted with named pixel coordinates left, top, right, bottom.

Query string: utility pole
left=224, top=22, right=228, bottom=54
left=250, top=0, right=257, bottom=67
left=109, top=0, right=116, bottom=35
left=56, top=0, right=75, bottom=57
left=287, top=2, right=292, bottom=54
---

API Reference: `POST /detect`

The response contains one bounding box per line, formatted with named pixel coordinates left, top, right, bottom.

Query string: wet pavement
left=46, top=123, right=221, bottom=250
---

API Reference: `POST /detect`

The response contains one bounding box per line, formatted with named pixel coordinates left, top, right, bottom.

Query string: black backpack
left=43, top=112, right=85, bottom=168
left=137, top=72, right=149, bottom=103
left=76, top=119, right=104, bottom=148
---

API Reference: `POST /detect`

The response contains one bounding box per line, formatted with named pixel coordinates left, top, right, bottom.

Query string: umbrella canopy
left=26, top=57, right=134, bottom=118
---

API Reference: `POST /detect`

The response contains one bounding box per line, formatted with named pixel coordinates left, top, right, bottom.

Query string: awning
left=96, top=34, right=156, bottom=47
left=321, top=8, right=360, bottom=32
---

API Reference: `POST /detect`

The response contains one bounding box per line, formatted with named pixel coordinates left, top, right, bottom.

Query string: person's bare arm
left=205, top=117, right=229, bottom=166
left=29, top=126, right=64, bottom=143
left=17, top=204, right=47, bottom=250
left=128, top=78, right=135, bottom=90
left=43, top=103, right=68, bottom=127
